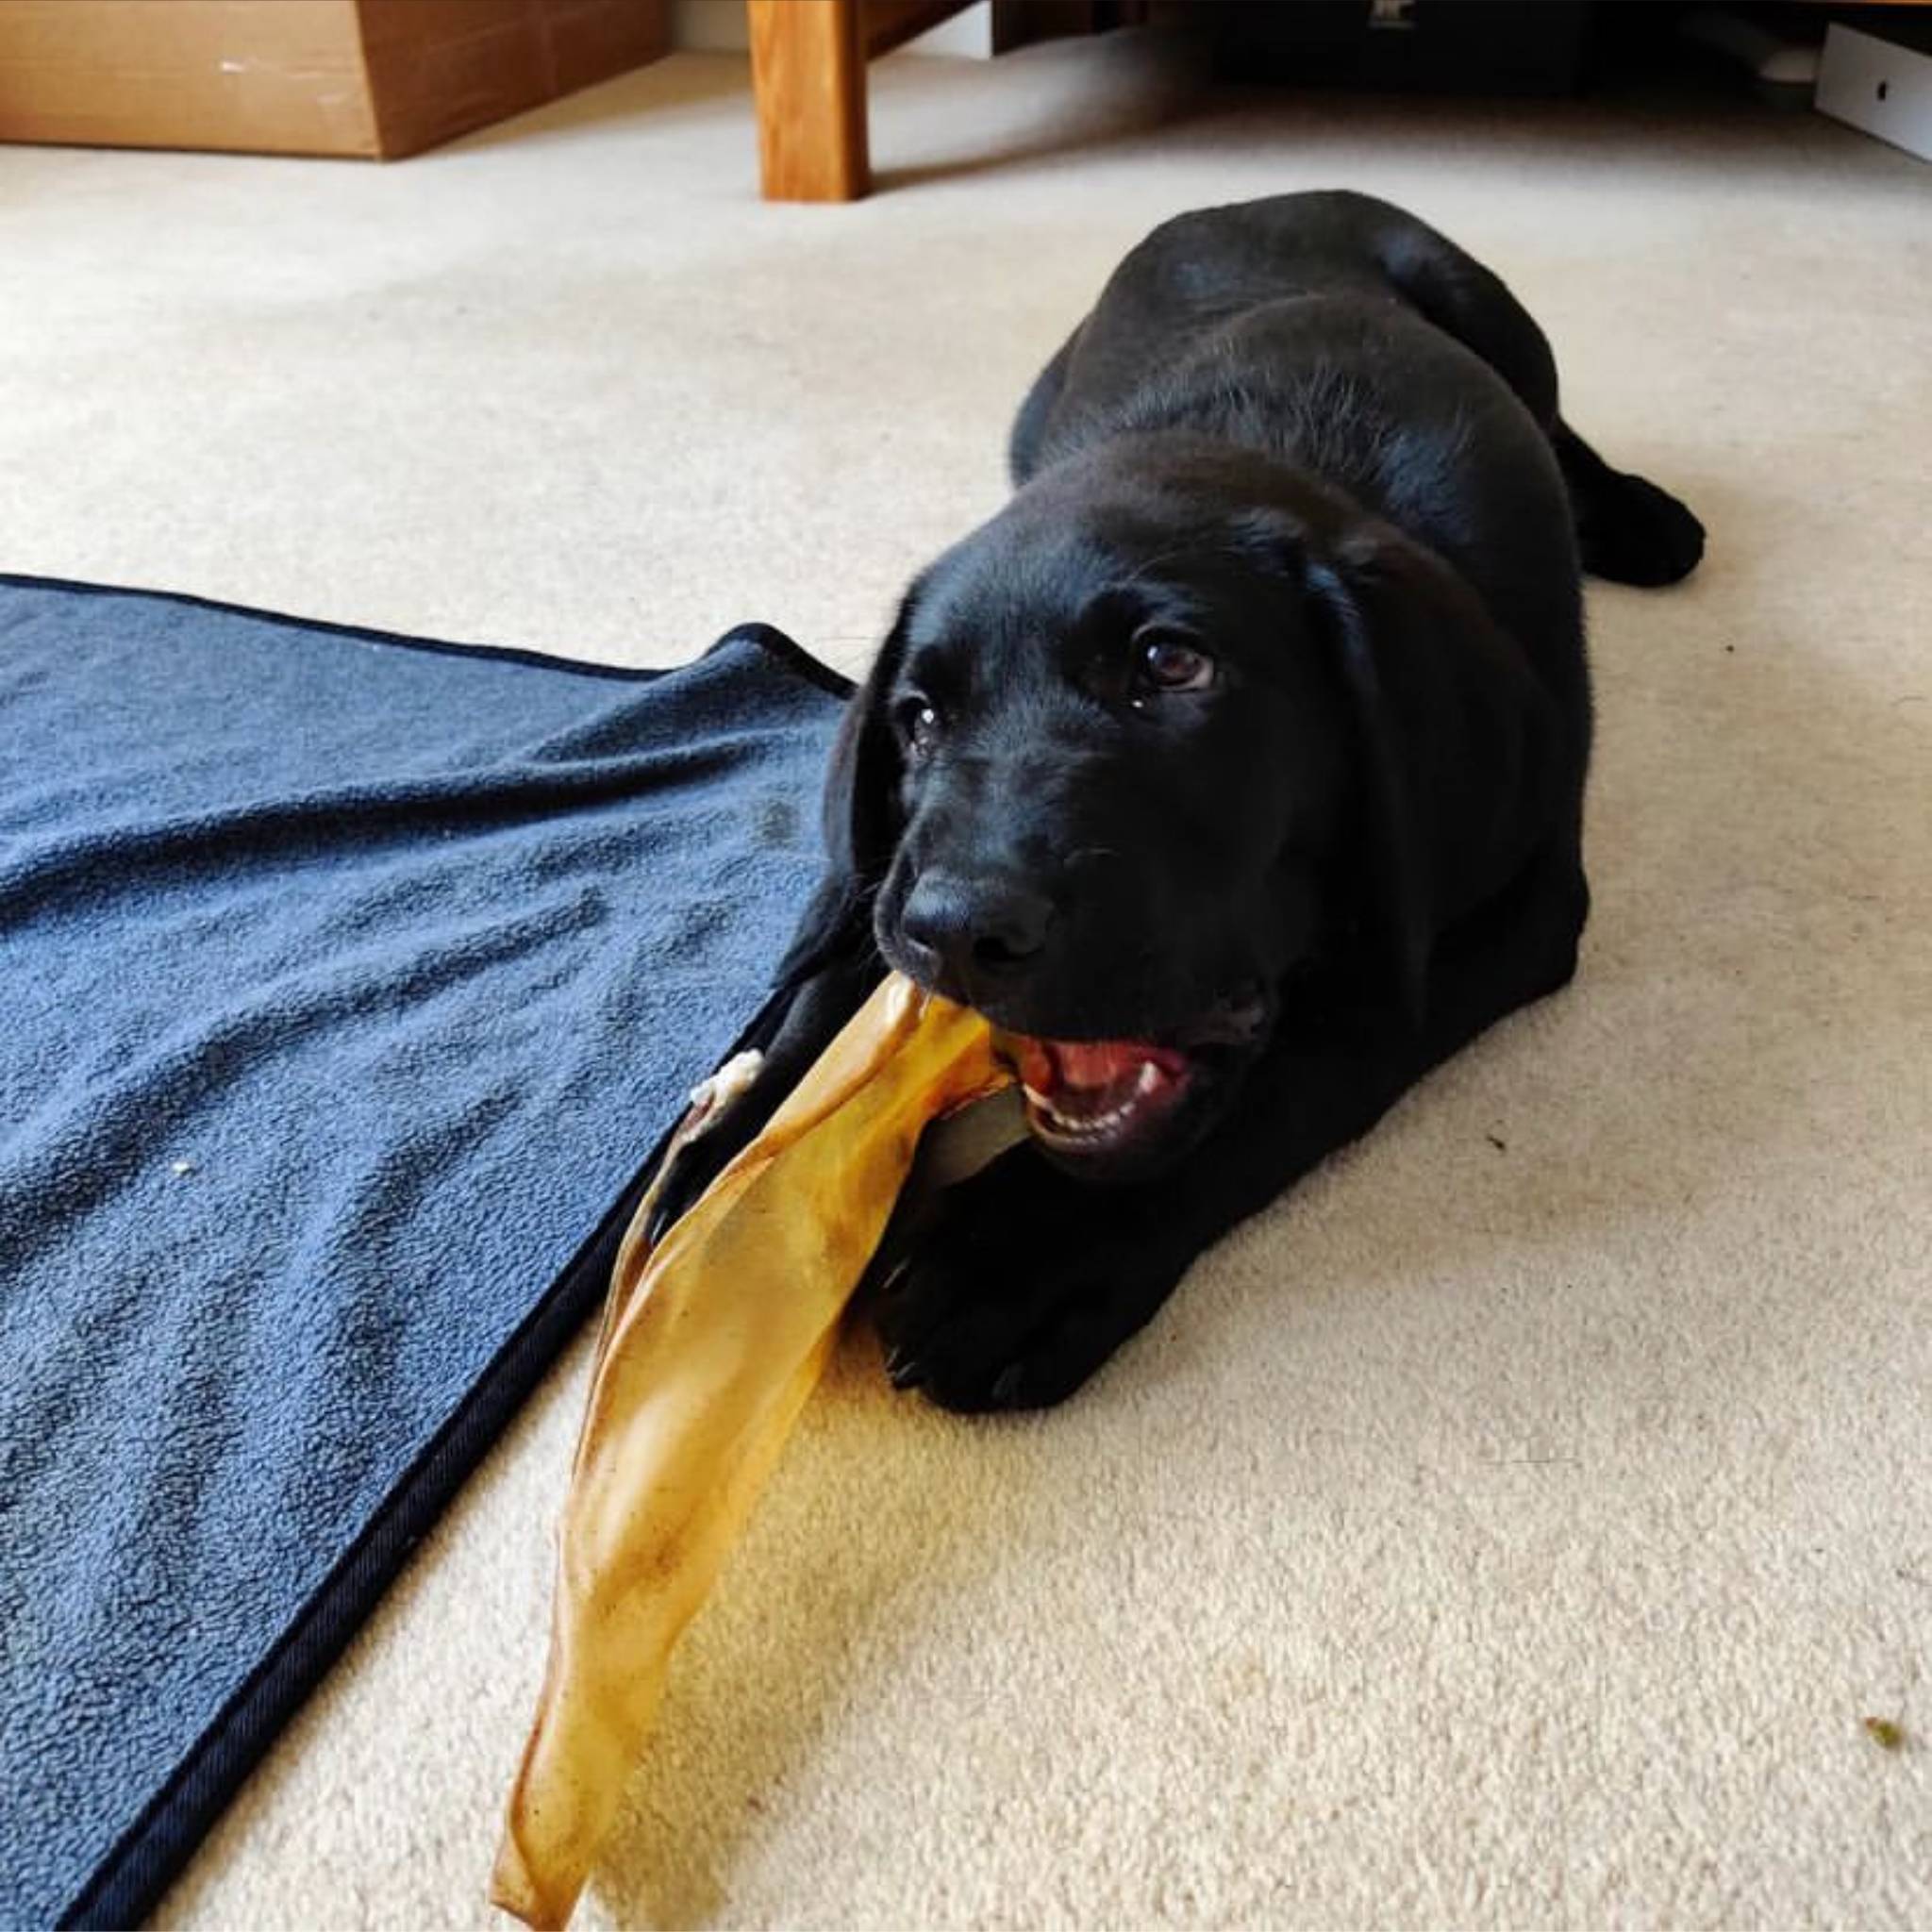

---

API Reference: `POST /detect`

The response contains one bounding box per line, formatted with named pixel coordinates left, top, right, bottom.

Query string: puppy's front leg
left=873, top=1141, right=1198, bottom=1412
left=881, top=854, right=1587, bottom=1413
left=873, top=1046, right=1392, bottom=1415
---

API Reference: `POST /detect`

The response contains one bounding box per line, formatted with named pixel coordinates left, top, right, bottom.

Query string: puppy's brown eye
left=1134, top=633, right=1215, bottom=695
left=897, top=697, right=941, bottom=754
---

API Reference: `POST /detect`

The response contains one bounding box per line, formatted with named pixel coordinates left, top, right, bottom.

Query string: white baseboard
left=1816, top=22, right=1932, bottom=164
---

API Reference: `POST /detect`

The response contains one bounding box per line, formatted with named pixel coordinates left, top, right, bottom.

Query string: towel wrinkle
left=0, top=580, right=841, bottom=1926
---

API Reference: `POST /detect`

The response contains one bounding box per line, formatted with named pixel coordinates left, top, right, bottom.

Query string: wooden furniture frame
left=748, top=0, right=1134, bottom=200
left=748, top=0, right=872, bottom=202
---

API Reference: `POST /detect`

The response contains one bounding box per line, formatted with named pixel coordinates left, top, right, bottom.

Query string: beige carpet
left=8, top=33, right=1930, bottom=1930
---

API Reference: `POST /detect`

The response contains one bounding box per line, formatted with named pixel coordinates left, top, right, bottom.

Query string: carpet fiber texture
left=2, top=30, right=1927, bottom=1931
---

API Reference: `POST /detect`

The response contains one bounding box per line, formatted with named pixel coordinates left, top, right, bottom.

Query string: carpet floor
left=6, top=32, right=1928, bottom=1930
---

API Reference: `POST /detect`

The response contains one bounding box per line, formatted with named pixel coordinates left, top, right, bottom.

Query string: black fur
left=655, top=192, right=1703, bottom=1411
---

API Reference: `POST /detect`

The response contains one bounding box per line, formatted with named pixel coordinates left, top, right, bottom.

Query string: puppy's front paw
left=872, top=1152, right=1184, bottom=1414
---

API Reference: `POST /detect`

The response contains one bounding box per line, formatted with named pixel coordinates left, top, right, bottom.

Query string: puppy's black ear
left=650, top=600, right=919, bottom=1240
left=1307, top=525, right=1565, bottom=1024
left=771, top=588, right=918, bottom=987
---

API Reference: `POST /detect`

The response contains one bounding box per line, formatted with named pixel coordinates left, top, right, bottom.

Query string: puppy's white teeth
left=1030, top=1095, right=1087, bottom=1134
left=1135, top=1063, right=1160, bottom=1096
left=1031, top=1096, right=1142, bottom=1141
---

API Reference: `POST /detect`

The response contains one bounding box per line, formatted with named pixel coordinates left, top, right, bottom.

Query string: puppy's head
left=803, top=439, right=1560, bottom=1180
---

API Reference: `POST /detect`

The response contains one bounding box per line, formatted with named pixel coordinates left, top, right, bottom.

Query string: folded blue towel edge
left=0, top=574, right=849, bottom=1930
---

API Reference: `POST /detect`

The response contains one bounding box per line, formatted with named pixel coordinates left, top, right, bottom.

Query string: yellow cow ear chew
left=491, top=974, right=1010, bottom=1930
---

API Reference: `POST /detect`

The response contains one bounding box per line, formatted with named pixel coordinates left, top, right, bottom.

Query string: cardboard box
left=0, top=0, right=671, bottom=158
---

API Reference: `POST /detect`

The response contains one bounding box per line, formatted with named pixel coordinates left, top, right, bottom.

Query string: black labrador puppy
left=659, top=191, right=1703, bottom=1411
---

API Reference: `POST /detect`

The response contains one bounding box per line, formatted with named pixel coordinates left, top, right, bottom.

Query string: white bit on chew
left=686, top=1049, right=764, bottom=1124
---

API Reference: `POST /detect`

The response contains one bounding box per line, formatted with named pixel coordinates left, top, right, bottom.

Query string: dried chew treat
left=491, top=975, right=1009, bottom=1928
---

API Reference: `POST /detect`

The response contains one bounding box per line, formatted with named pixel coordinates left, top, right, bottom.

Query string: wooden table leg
left=748, top=0, right=870, bottom=202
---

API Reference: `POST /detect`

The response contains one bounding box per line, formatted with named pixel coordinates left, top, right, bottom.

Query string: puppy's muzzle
left=894, top=868, right=1058, bottom=1010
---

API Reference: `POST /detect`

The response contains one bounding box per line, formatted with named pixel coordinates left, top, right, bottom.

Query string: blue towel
left=0, top=577, right=846, bottom=1928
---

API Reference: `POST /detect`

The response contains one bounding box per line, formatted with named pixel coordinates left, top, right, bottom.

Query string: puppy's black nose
left=897, top=871, right=1055, bottom=999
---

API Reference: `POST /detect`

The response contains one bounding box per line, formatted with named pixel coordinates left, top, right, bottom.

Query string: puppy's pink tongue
left=1016, top=1038, right=1188, bottom=1094
left=1054, top=1041, right=1149, bottom=1090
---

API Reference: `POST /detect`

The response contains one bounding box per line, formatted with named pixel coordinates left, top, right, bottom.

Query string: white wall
left=670, top=0, right=994, bottom=58
left=671, top=0, right=748, bottom=53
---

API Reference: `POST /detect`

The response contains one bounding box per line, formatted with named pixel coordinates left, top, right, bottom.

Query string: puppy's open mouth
left=1008, top=1037, right=1193, bottom=1157
left=998, top=989, right=1271, bottom=1169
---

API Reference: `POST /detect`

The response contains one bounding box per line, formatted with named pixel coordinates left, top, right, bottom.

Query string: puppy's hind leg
left=1552, top=420, right=1706, bottom=588
left=1369, top=214, right=1707, bottom=589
